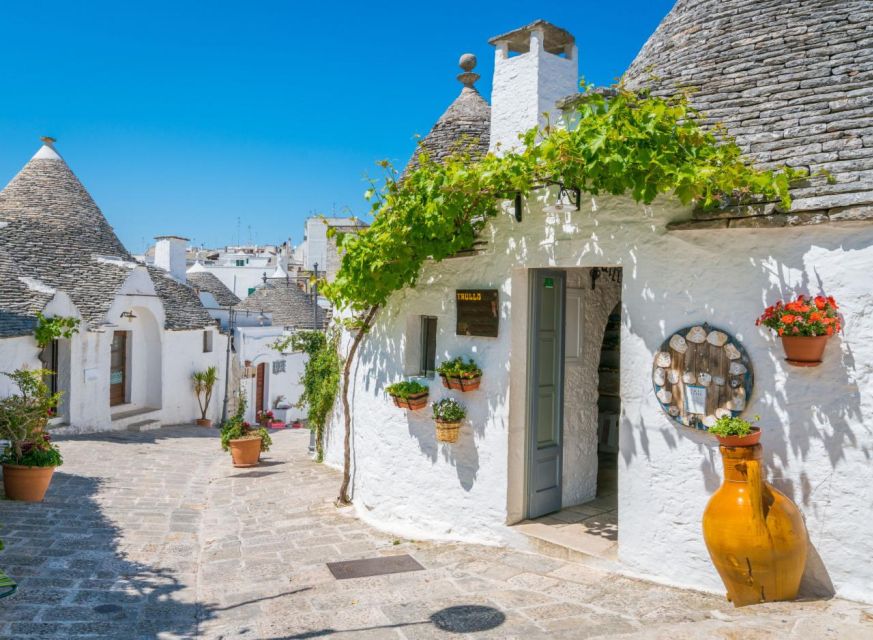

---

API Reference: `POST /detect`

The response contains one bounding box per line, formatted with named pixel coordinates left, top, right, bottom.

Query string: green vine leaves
left=323, top=84, right=805, bottom=313
left=34, top=313, right=80, bottom=349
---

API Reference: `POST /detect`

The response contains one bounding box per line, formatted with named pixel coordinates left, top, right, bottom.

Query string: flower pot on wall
left=442, top=376, right=482, bottom=392
left=702, top=442, right=808, bottom=607
left=434, top=420, right=461, bottom=443
left=2, top=464, right=55, bottom=502
left=391, top=391, right=429, bottom=411
left=228, top=437, right=261, bottom=468
left=781, top=335, right=829, bottom=367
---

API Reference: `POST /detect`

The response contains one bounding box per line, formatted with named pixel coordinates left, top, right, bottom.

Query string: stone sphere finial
left=457, top=53, right=480, bottom=88
left=459, top=53, right=477, bottom=72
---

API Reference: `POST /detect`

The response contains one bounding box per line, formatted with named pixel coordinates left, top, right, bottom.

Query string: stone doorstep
left=126, top=419, right=162, bottom=433
left=513, top=520, right=619, bottom=568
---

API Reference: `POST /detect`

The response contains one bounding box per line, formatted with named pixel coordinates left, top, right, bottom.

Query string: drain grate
left=327, top=554, right=424, bottom=580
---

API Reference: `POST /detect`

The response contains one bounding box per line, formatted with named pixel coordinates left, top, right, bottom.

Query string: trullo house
left=325, top=3, right=873, bottom=605
left=0, top=140, right=227, bottom=432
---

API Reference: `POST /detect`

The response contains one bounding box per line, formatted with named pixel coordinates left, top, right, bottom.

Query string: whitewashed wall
left=161, top=328, right=227, bottom=425
left=0, top=336, right=41, bottom=396
left=325, top=189, right=873, bottom=603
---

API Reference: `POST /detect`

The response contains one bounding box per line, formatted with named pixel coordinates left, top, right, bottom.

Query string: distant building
left=294, top=216, right=368, bottom=283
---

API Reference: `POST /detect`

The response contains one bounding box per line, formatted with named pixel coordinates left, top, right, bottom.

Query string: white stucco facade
left=323, top=20, right=873, bottom=605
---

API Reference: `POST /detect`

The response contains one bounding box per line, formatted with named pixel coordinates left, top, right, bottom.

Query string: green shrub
left=436, top=358, right=481, bottom=379
left=708, top=415, right=759, bottom=437
left=432, top=398, right=466, bottom=422
left=385, top=380, right=428, bottom=399
left=219, top=394, right=272, bottom=453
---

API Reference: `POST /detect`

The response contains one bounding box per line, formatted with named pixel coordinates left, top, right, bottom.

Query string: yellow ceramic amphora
left=702, top=443, right=808, bottom=607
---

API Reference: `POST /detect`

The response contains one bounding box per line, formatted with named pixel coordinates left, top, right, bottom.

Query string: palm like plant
left=192, top=366, right=218, bottom=421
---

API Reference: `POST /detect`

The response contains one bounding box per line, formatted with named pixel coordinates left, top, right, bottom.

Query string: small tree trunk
left=337, top=305, right=379, bottom=505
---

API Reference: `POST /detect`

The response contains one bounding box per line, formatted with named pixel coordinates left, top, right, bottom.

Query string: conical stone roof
left=405, top=55, right=491, bottom=174
left=623, top=0, right=873, bottom=228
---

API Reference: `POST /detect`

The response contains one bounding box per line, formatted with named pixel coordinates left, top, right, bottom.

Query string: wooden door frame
left=255, top=362, right=266, bottom=414
left=110, top=331, right=129, bottom=407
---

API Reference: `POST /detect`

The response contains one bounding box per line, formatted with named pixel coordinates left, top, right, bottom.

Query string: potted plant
left=757, top=294, right=840, bottom=366
left=708, top=414, right=761, bottom=447
left=432, top=398, right=466, bottom=443
left=385, top=380, right=429, bottom=410
left=437, top=357, right=482, bottom=392
left=220, top=395, right=272, bottom=468
left=0, top=369, right=63, bottom=502
left=192, top=366, right=218, bottom=427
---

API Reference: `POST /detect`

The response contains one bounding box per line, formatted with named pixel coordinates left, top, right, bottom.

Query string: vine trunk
left=337, top=305, right=379, bottom=505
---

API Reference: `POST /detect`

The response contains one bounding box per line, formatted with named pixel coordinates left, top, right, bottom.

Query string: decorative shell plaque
left=652, top=324, right=754, bottom=431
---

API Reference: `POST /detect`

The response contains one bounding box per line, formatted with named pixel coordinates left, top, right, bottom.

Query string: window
left=272, top=360, right=286, bottom=374
left=203, top=330, right=213, bottom=353
left=419, top=316, right=437, bottom=377
left=235, top=259, right=245, bottom=267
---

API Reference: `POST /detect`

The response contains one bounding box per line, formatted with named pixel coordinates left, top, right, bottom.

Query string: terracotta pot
left=229, top=437, right=261, bottom=468
left=435, top=420, right=461, bottom=443
left=391, top=392, right=429, bottom=411
left=714, top=427, right=761, bottom=448
left=445, top=376, right=481, bottom=392
left=703, top=443, right=808, bottom=607
left=781, top=335, right=829, bottom=367
left=2, top=464, right=55, bottom=502
left=195, top=418, right=213, bottom=427
left=440, top=375, right=451, bottom=389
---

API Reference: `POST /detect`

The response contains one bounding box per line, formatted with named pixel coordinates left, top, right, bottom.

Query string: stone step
left=126, top=419, right=162, bottom=433
left=513, top=520, right=620, bottom=572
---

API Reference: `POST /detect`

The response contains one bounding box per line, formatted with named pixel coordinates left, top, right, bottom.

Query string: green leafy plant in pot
left=192, top=366, right=218, bottom=427
left=385, top=380, right=429, bottom=411
left=0, top=368, right=63, bottom=501
left=220, top=393, right=272, bottom=468
left=432, top=398, right=466, bottom=444
left=708, top=414, right=761, bottom=447
left=436, top=357, right=482, bottom=392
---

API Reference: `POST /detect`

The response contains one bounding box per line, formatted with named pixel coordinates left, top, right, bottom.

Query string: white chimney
left=154, top=235, right=189, bottom=284
left=488, top=20, right=578, bottom=154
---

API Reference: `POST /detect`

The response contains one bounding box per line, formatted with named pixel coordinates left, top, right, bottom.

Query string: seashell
left=698, top=372, right=712, bottom=386
left=657, top=388, right=673, bottom=404
left=682, top=371, right=696, bottom=384
left=669, top=334, right=688, bottom=354
left=729, top=362, right=748, bottom=376
left=686, top=326, right=707, bottom=344
left=680, top=415, right=692, bottom=427
left=728, top=388, right=746, bottom=411
left=653, top=368, right=666, bottom=386
left=730, top=378, right=740, bottom=388
left=724, top=343, right=741, bottom=360
left=668, top=369, right=681, bottom=384
left=702, top=414, right=718, bottom=428
left=707, top=330, right=728, bottom=347
left=655, top=351, right=672, bottom=368
left=668, top=405, right=680, bottom=416
left=713, top=375, right=725, bottom=386
left=715, top=408, right=732, bottom=419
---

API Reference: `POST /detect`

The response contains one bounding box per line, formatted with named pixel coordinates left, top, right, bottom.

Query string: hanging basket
left=781, top=335, right=830, bottom=367
left=434, top=420, right=461, bottom=443
left=441, top=375, right=481, bottom=392
left=391, top=391, right=429, bottom=411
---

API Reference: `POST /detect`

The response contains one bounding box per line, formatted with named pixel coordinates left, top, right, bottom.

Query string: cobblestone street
left=1, top=426, right=871, bottom=639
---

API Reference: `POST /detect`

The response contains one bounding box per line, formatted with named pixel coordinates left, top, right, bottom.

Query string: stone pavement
left=1, top=427, right=872, bottom=639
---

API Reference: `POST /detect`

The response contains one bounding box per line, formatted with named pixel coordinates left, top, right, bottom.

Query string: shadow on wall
left=616, top=220, right=873, bottom=600
left=348, top=272, right=510, bottom=494
left=0, top=472, right=211, bottom=637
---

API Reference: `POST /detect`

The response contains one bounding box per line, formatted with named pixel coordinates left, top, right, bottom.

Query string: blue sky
left=0, top=1, right=675, bottom=253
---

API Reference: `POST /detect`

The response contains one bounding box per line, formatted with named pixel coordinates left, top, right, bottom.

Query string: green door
left=526, top=270, right=566, bottom=518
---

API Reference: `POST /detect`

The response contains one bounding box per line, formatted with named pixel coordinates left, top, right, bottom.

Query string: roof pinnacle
left=457, top=53, right=480, bottom=88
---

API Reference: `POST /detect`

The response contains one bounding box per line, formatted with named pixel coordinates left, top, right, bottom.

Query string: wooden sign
left=456, top=289, right=499, bottom=337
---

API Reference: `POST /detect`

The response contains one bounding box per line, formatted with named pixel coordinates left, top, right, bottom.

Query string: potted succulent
left=432, top=398, right=466, bottom=443
left=437, top=357, right=482, bottom=392
left=192, top=366, right=218, bottom=427
left=757, top=294, right=840, bottom=366
left=385, top=380, right=429, bottom=410
left=0, top=368, right=63, bottom=502
left=220, top=395, right=272, bottom=468
left=708, top=415, right=761, bottom=447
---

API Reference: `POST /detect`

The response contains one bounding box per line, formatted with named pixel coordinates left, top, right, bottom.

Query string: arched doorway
left=111, top=305, right=162, bottom=411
